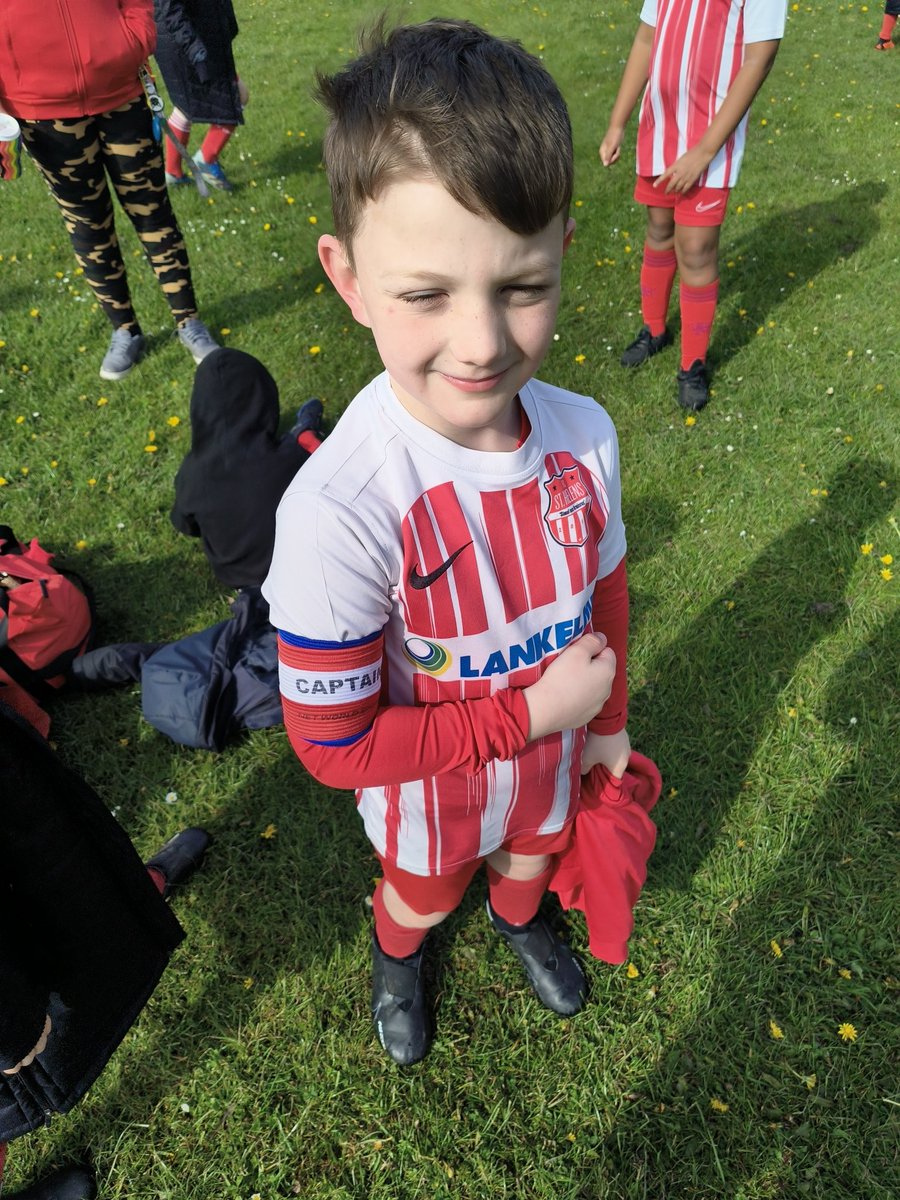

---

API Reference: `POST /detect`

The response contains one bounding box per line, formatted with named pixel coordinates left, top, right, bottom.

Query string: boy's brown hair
left=316, top=17, right=573, bottom=254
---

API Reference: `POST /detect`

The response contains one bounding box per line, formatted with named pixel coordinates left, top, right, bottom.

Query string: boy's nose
left=449, top=302, right=507, bottom=369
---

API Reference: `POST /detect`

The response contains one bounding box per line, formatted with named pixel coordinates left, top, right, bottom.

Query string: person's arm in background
left=599, top=21, right=655, bottom=167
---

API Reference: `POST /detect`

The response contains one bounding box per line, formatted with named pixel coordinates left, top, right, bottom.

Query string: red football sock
left=372, top=879, right=428, bottom=958
left=486, top=862, right=554, bottom=926
left=297, top=430, right=322, bottom=453
left=165, top=110, right=191, bottom=177
left=200, top=124, right=235, bottom=165
left=640, top=245, right=677, bottom=336
left=146, top=866, right=167, bottom=895
left=879, top=13, right=897, bottom=40
left=679, top=279, right=719, bottom=369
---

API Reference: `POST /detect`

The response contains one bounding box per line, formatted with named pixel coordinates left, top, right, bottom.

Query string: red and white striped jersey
left=636, top=0, right=787, bottom=187
left=263, top=373, right=626, bottom=875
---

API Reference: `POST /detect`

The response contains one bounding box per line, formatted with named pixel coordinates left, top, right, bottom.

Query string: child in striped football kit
left=600, top=0, right=787, bottom=411
left=263, top=18, right=630, bottom=1064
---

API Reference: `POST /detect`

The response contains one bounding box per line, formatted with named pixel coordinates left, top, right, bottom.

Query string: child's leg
left=641, top=206, right=678, bottom=337
left=485, top=844, right=585, bottom=1015
left=199, top=124, right=236, bottom=165
left=674, top=224, right=720, bottom=371
left=877, top=7, right=897, bottom=46
left=166, top=107, right=192, bottom=178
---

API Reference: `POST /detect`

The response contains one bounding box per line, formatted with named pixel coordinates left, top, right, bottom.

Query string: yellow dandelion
left=97, top=396, right=108, bottom=407
left=838, top=968, right=852, bottom=980
left=804, top=1073, right=817, bottom=1089
left=0, top=477, right=7, bottom=487
left=725, top=599, right=735, bottom=610
left=260, top=823, right=277, bottom=839
left=243, top=977, right=254, bottom=989
left=880, top=568, right=892, bottom=581
left=668, top=787, right=678, bottom=797
left=787, top=706, right=797, bottom=718
left=15, top=415, right=25, bottom=425
left=566, top=1131, right=576, bottom=1142
left=860, top=543, right=873, bottom=555
left=147, top=430, right=156, bottom=443
left=20, top=364, right=29, bottom=373
left=314, top=283, right=325, bottom=294
left=20, top=467, right=28, bottom=476
left=770, top=939, right=783, bottom=958
left=50, top=460, right=58, bottom=468
left=308, top=215, right=318, bottom=225
left=574, top=353, right=586, bottom=364
left=87, top=478, right=97, bottom=487
left=29, top=308, right=39, bottom=318
left=710, top=1097, right=729, bottom=1113
left=220, top=327, right=231, bottom=336
left=263, top=222, right=271, bottom=231
left=167, top=416, right=181, bottom=427
left=372, top=1140, right=384, bottom=1151
left=837, top=1023, right=857, bottom=1042
left=309, top=345, right=321, bottom=356
left=684, top=414, right=697, bottom=426
left=626, top=963, right=640, bottom=979
left=769, top=1019, right=784, bottom=1040
left=880, top=554, right=893, bottom=565
left=285, top=195, right=295, bottom=205
left=144, top=445, right=158, bottom=454
left=75, top=539, right=88, bottom=551
left=736, top=838, right=747, bottom=848
left=0, top=339, right=5, bottom=348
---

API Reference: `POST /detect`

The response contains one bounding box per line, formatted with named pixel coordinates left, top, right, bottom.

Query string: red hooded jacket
left=0, top=0, right=156, bottom=120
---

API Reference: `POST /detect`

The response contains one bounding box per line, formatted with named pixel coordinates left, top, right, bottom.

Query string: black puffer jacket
left=153, top=0, right=243, bottom=124
left=0, top=703, right=184, bottom=1142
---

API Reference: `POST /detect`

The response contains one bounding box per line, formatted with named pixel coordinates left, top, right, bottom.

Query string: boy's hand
left=524, top=633, right=617, bottom=741
left=599, top=128, right=624, bottom=167
left=582, top=728, right=631, bottom=778
left=654, top=146, right=713, bottom=194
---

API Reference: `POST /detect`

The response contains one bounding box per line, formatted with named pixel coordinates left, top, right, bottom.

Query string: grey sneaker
left=193, top=150, right=233, bottom=191
left=99, top=327, right=145, bottom=380
left=177, top=318, right=219, bottom=364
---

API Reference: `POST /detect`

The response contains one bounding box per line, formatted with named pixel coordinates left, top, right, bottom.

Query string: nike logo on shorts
left=409, top=542, right=472, bottom=590
left=695, top=199, right=723, bottom=213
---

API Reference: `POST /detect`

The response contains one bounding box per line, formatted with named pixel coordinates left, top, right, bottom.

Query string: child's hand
left=654, top=146, right=713, bottom=194
left=599, top=128, right=624, bottom=167
left=2, top=1013, right=51, bottom=1075
left=525, top=633, right=617, bottom=741
left=582, top=728, right=631, bottom=778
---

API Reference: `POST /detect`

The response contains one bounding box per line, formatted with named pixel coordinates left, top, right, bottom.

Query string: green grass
left=2, top=1, right=898, bottom=1197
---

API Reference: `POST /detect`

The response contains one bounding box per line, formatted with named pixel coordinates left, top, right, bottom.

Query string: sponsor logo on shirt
left=402, top=637, right=453, bottom=675
left=459, top=595, right=593, bottom=678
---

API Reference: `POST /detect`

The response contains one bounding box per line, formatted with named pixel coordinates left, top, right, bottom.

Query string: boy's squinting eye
left=399, top=291, right=445, bottom=308
left=505, top=284, right=551, bottom=300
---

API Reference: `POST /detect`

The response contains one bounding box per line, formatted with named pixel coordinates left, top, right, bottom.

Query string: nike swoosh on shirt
left=695, top=199, right=722, bottom=213
left=408, top=541, right=472, bottom=590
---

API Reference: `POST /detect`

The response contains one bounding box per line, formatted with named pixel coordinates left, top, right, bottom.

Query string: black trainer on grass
left=620, top=324, right=673, bottom=367
left=371, top=934, right=430, bottom=1065
left=676, top=359, right=710, bottom=411
left=487, top=901, right=586, bottom=1016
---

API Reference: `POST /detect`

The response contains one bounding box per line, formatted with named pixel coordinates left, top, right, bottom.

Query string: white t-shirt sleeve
left=639, top=0, right=658, bottom=27
left=745, top=0, right=787, bottom=43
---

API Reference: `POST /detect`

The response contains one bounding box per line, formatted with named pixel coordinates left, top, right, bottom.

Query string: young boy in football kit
left=600, top=0, right=787, bottom=411
left=263, top=18, right=630, bottom=1065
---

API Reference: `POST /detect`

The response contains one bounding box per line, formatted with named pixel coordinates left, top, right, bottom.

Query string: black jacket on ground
left=153, top=0, right=243, bottom=124
left=0, top=703, right=184, bottom=1142
left=171, top=348, right=311, bottom=589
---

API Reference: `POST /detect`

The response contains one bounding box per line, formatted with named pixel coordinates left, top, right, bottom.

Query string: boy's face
left=319, top=177, right=574, bottom=451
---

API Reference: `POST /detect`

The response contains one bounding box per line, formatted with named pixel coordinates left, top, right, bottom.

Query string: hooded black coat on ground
left=153, top=0, right=243, bottom=125
left=0, top=702, right=185, bottom=1142
left=171, top=348, right=311, bottom=589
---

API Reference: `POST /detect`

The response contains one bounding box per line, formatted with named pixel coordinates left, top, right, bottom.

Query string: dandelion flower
left=769, top=1019, right=784, bottom=1040
left=804, top=1073, right=817, bottom=1089
left=75, top=539, right=88, bottom=551
left=574, top=354, right=586, bottom=364
left=243, top=977, right=254, bottom=989
left=880, top=554, right=893, bottom=565
left=770, top=939, right=783, bottom=958
left=309, top=345, right=321, bottom=356
left=684, top=414, right=697, bottom=426
left=260, top=823, right=277, bottom=839
left=837, top=1022, right=858, bottom=1042
left=167, top=416, right=180, bottom=427
left=838, top=968, right=852, bottom=980
left=308, top=215, right=318, bottom=225
left=880, top=569, right=892, bottom=581
left=710, top=1097, right=729, bottom=1113
left=860, top=543, right=873, bottom=555
left=626, top=963, right=640, bottom=979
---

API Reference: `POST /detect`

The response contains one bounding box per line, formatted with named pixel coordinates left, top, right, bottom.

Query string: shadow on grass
left=598, top=607, right=899, bottom=1199
left=631, top=455, right=894, bottom=892
left=714, top=181, right=887, bottom=369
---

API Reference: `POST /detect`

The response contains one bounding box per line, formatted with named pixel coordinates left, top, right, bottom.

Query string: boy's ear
left=562, top=217, right=576, bottom=254
left=318, top=235, right=372, bottom=328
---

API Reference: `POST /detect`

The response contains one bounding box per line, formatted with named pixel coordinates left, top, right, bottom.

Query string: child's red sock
left=486, top=862, right=553, bottom=927
left=200, top=124, right=235, bottom=165
left=640, top=245, right=677, bottom=336
left=297, top=430, right=322, bottom=454
left=147, top=865, right=167, bottom=895
left=165, top=110, right=191, bottom=177
left=372, top=879, right=428, bottom=959
left=878, top=13, right=897, bottom=41
left=679, top=279, right=719, bottom=369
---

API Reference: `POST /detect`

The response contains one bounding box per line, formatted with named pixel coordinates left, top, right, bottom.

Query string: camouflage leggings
left=20, top=96, right=198, bottom=330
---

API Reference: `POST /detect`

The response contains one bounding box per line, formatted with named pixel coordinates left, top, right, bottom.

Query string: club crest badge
left=543, top=458, right=593, bottom=547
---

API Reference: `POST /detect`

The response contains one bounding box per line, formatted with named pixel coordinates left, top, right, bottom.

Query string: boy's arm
left=655, top=38, right=782, bottom=194
left=599, top=22, right=655, bottom=167
left=281, top=631, right=617, bottom=791
left=583, top=556, right=631, bottom=777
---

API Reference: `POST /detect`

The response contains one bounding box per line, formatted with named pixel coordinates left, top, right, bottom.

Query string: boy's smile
left=319, top=178, right=574, bottom=452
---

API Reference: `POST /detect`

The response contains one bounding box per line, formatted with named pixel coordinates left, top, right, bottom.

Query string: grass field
left=2, top=1, right=898, bottom=1197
